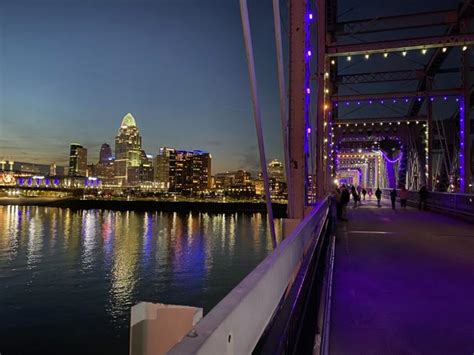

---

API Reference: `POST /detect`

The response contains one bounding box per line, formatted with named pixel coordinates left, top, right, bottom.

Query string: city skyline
left=1, top=110, right=285, bottom=176
left=0, top=0, right=287, bottom=174
left=0, top=0, right=456, bottom=173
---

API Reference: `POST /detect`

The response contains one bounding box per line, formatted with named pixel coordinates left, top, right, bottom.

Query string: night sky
left=0, top=0, right=461, bottom=173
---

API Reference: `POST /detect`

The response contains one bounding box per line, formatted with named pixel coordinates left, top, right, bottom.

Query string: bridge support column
left=288, top=0, right=308, bottom=218
left=316, top=0, right=328, bottom=198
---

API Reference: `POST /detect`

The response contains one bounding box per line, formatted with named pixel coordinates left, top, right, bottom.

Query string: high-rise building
left=268, top=159, right=285, bottom=182
left=175, top=150, right=211, bottom=192
left=69, top=143, right=87, bottom=176
left=99, top=143, right=113, bottom=163
left=49, top=163, right=56, bottom=176
left=155, top=147, right=176, bottom=190
left=155, top=147, right=211, bottom=192
left=96, top=143, right=115, bottom=184
left=114, top=113, right=142, bottom=185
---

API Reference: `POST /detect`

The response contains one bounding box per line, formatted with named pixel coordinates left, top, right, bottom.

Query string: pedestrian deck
left=329, top=198, right=474, bottom=355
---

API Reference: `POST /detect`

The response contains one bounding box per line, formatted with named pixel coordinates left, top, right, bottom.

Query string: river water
left=0, top=205, right=282, bottom=354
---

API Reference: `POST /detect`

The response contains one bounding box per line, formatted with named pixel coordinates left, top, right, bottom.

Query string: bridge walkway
left=329, top=198, right=474, bottom=354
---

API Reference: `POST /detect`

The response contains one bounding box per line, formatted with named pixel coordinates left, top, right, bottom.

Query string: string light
left=328, top=44, right=469, bottom=62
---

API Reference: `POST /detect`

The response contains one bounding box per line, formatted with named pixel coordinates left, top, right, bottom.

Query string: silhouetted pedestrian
left=340, top=185, right=350, bottom=220
left=399, top=185, right=408, bottom=209
left=419, top=185, right=428, bottom=210
left=390, top=188, right=397, bottom=209
left=351, top=186, right=360, bottom=208
left=375, top=187, right=382, bottom=207
left=362, top=188, right=367, bottom=200
left=334, top=187, right=342, bottom=220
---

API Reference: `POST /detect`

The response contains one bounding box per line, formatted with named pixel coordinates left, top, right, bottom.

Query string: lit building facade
left=49, top=163, right=56, bottom=176
left=155, top=148, right=211, bottom=193
left=68, top=143, right=87, bottom=176
left=114, top=113, right=142, bottom=185
left=268, top=159, right=285, bottom=182
left=155, top=147, right=176, bottom=190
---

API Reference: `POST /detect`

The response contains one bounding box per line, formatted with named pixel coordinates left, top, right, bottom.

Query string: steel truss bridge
left=128, top=1, right=474, bottom=354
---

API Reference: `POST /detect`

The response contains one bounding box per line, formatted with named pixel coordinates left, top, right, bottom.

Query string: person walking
left=419, top=185, right=428, bottom=210
left=351, top=186, right=359, bottom=208
left=340, top=185, right=350, bottom=221
left=375, top=187, right=382, bottom=207
left=362, top=187, right=367, bottom=200
left=334, top=187, right=342, bottom=220
left=399, top=185, right=408, bottom=209
left=390, top=188, right=397, bottom=209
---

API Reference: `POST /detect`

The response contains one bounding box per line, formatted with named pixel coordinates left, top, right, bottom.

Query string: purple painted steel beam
left=334, top=10, right=458, bottom=36
left=331, top=68, right=468, bottom=85
left=331, top=89, right=462, bottom=102
left=333, top=116, right=426, bottom=125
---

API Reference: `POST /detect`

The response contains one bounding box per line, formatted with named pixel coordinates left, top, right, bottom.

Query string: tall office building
left=69, top=143, right=87, bottom=176
left=96, top=143, right=115, bottom=184
left=155, top=147, right=177, bottom=190
left=175, top=150, right=211, bottom=192
left=49, top=163, right=57, bottom=176
left=155, top=148, right=211, bottom=192
left=99, top=143, right=113, bottom=163
left=268, top=159, right=285, bottom=182
left=114, top=113, right=142, bottom=185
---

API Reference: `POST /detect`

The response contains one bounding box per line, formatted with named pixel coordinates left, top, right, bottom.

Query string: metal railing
left=169, top=197, right=334, bottom=354
left=382, top=189, right=474, bottom=219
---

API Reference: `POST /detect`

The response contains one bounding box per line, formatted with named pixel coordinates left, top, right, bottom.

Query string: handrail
left=169, top=198, right=330, bottom=354
left=381, top=188, right=474, bottom=218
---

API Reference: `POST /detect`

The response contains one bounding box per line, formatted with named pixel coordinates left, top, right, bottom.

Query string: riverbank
left=0, top=197, right=288, bottom=217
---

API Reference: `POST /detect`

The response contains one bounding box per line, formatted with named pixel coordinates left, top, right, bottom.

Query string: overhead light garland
left=328, top=44, right=469, bottom=61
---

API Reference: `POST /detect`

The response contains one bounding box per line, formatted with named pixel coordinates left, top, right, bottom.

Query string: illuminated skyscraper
left=114, top=113, right=142, bottom=185
left=175, top=150, right=211, bottom=193
left=155, top=148, right=211, bottom=192
left=69, top=143, right=87, bottom=176
left=268, top=159, right=285, bottom=182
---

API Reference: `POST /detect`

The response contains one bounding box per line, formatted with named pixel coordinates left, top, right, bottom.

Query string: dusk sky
left=0, top=0, right=459, bottom=173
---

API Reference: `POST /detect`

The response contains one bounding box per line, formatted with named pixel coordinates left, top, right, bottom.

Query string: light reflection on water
left=0, top=206, right=282, bottom=354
